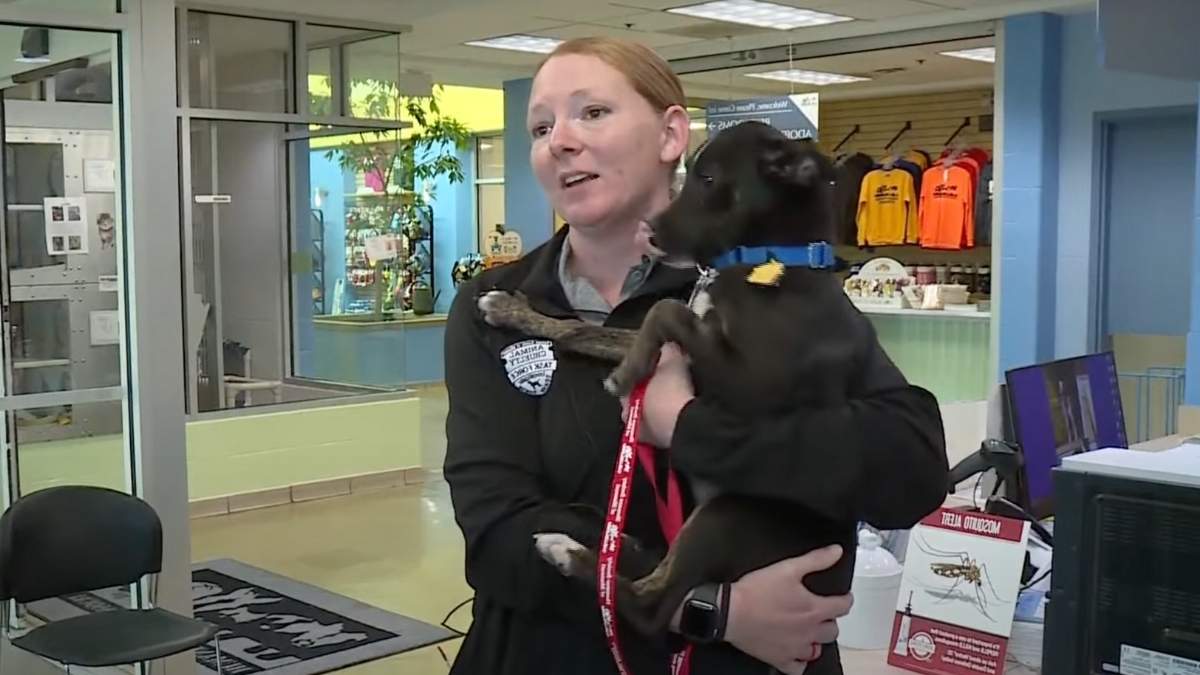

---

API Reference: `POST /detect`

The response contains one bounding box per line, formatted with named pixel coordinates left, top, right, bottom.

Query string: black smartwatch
left=679, top=582, right=731, bottom=644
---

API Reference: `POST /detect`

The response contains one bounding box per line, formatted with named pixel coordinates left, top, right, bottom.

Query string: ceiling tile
left=540, top=22, right=706, bottom=48
left=527, top=0, right=649, bottom=22
left=400, top=10, right=568, bottom=52
left=909, top=0, right=1004, bottom=7
left=422, top=43, right=548, bottom=67
left=793, top=0, right=947, bottom=20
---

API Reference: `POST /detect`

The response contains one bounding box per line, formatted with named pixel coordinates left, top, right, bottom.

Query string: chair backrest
left=0, top=485, right=163, bottom=603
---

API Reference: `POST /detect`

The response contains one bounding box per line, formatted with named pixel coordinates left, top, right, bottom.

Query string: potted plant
left=326, top=79, right=470, bottom=320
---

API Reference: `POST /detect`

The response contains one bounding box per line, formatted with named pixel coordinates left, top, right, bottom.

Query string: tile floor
left=190, top=386, right=471, bottom=674
left=185, top=386, right=905, bottom=674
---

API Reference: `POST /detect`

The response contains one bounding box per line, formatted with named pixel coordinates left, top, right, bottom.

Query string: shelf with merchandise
left=320, top=79, right=470, bottom=319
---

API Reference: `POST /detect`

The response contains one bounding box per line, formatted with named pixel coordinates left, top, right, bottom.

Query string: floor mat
left=30, top=558, right=460, bottom=675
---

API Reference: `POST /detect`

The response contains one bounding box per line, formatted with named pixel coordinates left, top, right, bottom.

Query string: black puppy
left=478, top=121, right=879, bottom=673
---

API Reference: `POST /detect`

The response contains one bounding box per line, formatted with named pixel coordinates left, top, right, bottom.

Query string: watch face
left=681, top=599, right=717, bottom=640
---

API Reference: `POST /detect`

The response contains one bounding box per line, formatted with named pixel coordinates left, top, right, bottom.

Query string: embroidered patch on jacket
left=501, top=339, right=557, bottom=396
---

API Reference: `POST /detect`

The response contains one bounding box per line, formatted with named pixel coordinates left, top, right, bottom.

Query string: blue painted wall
left=1189, top=100, right=1200, bottom=404
left=503, top=77, right=554, bottom=251
left=998, top=12, right=1062, bottom=375
left=1101, top=112, right=1196, bottom=338
left=1053, top=8, right=1199, bottom=358
left=420, top=140, right=478, bottom=314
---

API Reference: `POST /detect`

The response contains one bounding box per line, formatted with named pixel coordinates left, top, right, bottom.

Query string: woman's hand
left=620, top=343, right=694, bottom=447
left=725, top=545, right=853, bottom=674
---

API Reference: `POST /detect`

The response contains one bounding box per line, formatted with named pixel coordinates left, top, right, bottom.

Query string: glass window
left=6, top=0, right=118, bottom=10
left=477, top=136, right=504, bottom=180
left=186, top=11, right=293, bottom=113
left=344, top=34, right=404, bottom=120
left=308, top=47, right=333, bottom=116
left=3, top=81, right=43, bottom=101
left=477, top=184, right=505, bottom=254
left=475, top=135, right=505, bottom=253
left=54, top=60, right=113, bottom=103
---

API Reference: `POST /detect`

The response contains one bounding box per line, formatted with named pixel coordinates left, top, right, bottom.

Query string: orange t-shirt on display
left=919, top=165, right=975, bottom=250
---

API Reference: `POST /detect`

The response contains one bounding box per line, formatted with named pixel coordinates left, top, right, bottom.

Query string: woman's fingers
left=786, top=545, right=844, bottom=582
left=813, top=620, right=840, bottom=645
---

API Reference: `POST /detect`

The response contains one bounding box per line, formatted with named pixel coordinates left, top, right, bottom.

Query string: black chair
left=0, top=485, right=223, bottom=673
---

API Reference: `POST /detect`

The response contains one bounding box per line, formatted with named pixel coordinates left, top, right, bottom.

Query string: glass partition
left=186, top=11, right=294, bottom=114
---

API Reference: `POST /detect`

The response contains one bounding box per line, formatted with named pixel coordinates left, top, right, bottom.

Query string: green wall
left=19, top=397, right=422, bottom=500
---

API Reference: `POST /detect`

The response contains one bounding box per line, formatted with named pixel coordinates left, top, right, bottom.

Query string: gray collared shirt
left=557, top=236, right=656, bottom=325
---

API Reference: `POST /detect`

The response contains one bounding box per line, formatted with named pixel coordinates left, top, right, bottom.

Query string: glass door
left=0, top=25, right=139, bottom=631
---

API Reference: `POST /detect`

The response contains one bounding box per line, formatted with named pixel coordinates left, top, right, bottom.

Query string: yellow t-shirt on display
left=857, top=169, right=918, bottom=246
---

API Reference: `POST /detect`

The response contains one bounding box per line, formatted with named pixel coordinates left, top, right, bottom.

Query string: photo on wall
left=43, top=196, right=90, bottom=256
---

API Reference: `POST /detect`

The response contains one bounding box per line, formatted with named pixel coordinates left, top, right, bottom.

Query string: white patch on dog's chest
left=687, top=266, right=719, bottom=318
left=691, top=290, right=713, bottom=317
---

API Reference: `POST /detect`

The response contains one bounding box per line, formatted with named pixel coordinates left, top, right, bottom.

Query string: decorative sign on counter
left=845, top=257, right=982, bottom=313
left=843, top=257, right=913, bottom=309
left=484, top=225, right=523, bottom=268
left=888, top=507, right=1029, bottom=675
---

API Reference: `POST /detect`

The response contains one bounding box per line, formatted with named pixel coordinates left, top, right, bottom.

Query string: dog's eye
left=698, top=174, right=714, bottom=184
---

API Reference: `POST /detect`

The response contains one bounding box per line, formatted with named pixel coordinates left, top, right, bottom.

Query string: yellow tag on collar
left=746, top=259, right=786, bottom=286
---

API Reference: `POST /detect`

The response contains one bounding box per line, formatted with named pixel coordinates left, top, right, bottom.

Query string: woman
left=443, top=36, right=949, bottom=675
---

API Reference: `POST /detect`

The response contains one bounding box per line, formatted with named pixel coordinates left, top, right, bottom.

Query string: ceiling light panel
left=465, top=34, right=563, bottom=54
left=745, top=68, right=869, bottom=85
left=939, top=47, right=995, bottom=63
left=667, top=0, right=854, bottom=30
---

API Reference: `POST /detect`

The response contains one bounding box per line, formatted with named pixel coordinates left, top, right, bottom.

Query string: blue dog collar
left=712, top=242, right=835, bottom=270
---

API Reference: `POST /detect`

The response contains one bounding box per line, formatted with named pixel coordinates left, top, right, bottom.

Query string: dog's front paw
left=477, top=290, right=529, bottom=328
left=533, top=533, right=590, bottom=577
left=603, top=361, right=644, bottom=398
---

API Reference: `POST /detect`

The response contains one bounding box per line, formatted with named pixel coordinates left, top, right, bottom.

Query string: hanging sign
left=705, top=93, right=819, bottom=140
left=887, top=507, right=1029, bottom=675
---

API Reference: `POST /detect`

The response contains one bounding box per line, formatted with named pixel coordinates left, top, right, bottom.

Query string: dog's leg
left=604, top=299, right=715, bottom=396
left=478, top=290, right=634, bottom=363
left=533, top=533, right=667, bottom=636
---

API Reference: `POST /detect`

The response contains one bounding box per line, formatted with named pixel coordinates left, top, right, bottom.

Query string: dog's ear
left=760, top=137, right=822, bottom=187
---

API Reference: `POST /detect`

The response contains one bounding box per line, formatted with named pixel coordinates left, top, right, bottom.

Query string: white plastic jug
left=840, top=529, right=904, bottom=650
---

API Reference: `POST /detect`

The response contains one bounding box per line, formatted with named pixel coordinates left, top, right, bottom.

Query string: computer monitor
left=1005, top=351, right=1128, bottom=518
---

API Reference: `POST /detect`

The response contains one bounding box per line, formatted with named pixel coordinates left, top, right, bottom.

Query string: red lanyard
left=599, top=380, right=692, bottom=675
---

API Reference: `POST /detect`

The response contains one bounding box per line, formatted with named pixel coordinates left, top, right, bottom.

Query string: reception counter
left=307, top=312, right=449, bottom=387
left=305, top=305, right=992, bottom=404
left=859, top=307, right=992, bottom=404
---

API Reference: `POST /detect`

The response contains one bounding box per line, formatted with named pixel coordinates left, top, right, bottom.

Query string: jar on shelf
left=916, top=265, right=935, bottom=285
left=977, top=266, right=991, bottom=295
left=935, top=264, right=949, bottom=284
left=949, top=264, right=965, bottom=286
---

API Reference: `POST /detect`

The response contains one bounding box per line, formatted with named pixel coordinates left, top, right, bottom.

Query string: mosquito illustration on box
left=913, top=534, right=1009, bottom=622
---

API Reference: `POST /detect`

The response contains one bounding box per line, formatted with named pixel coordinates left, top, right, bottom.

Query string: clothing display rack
left=884, top=121, right=913, bottom=152
left=833, top=124, right=861, bottom=153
